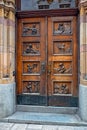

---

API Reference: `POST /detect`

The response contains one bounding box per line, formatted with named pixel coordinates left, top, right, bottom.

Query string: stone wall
left=0, top=0, right=16, bottom=118
left=0, top=0, right=15, bottom=83
left=79, top=0, right=87, bottom=121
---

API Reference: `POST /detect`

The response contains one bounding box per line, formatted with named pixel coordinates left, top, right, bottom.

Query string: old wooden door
left=17, top=16, right=78, bottom=106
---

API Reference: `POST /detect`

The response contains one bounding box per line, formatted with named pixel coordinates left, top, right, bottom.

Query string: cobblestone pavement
left=0, top=122, right=87, bottom=130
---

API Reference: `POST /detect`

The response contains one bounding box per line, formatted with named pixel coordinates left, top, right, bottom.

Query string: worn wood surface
left=16, top=14, right=78, bottom=106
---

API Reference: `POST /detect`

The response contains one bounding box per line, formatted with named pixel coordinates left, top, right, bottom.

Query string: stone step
left=2, top=111, right=87, bottom=126
left=17, top=105, right=78, bottom=114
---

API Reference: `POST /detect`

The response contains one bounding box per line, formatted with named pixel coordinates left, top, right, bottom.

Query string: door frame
left=16, top=8, right=79, bottom=107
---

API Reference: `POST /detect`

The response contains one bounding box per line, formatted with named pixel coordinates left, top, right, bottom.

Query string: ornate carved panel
left=23, top=61, right=40, bottom=74
left=23, top=42, right=40, bottom=55
left=53, top=40, right=72, bottom=55
left=53, top=21, right=72, bottom=35
left=22, top=22, right=40, bottom=36
left=53, top=81, right=72, bottom=95
left=17, top=17, right=78, bottom=106
left=23, top=81, right=40, bottom=94
left=53, top=61, right=72, bottom=74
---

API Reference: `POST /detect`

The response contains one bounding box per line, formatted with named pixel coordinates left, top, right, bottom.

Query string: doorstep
left=0, top=106, right=87, bottom=126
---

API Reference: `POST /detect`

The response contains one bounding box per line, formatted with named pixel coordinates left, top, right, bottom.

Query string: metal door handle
left=41, top=62, right=46, bottom=73
left=48, top=63, right=51, bottom=75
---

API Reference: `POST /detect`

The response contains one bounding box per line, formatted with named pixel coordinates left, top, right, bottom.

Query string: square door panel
left=22, top=81, right=40, bottom=94
left=53, top=40, right=72, bottom=55
left=53, top=61, right=72, bottom=75
left=53, top=21, right=72, bottom=35
left=22, top=42, right=40, bottom=56
left=53, top=81, right=72, bottom=95
left=22, top=22, right=40, bottom=36
left=23, top=61, right=40, bottom=75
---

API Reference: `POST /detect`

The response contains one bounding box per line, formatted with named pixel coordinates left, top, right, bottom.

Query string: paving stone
left=0, top=122, right=87, bottom=130
left=11, top=124, right=27, bottom=130
left=58, top=126, right=87, bottom=130
left=58, top=126, right=74, bottom=130
left=0, top=122, right=14, bottom=130
left=27, top=124, right=43, bottom=130
left=73, top=127, right=87, bottom=130
left=42, top=125, right=58, bottom=130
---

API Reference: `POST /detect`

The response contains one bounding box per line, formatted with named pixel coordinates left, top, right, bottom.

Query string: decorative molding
left=16, top=8, right=79, bottom=18
left=79, top=0, right=87, bottom=13
left=80, top=0, right=87, bottom=81
left=0, top=0, right=15, bottom=18
left=4, top=7, right=9, bottom=18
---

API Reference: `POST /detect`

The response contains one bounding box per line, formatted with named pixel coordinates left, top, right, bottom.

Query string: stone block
left=11, top=124, right=27, bottom=130
left=79, top=84, right=87, bottom=121
left=0, top=123, right=14, bottom=130
left=27, top=124, right=42, bottom=130
left=0, top=82, right=16, bottom=118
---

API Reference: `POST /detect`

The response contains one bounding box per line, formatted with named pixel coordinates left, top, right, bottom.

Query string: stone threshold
left=0, top=111, right=87, bottom=126
left=0, top=105, right=87, bottom=126
left=16, top=105, right=78, bottom=114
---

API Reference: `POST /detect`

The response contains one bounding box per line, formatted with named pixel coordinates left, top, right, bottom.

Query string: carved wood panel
left=53, top=21, right=72, bottom=35
left=48, top=16, right=78, bottom=101
left=23, top=61, right=40, bottom=74
left=53, top=81, right=72, bottom=95
left=23, top=81, right=40, bottom=94
left=17, top=17, right=46, bottom=96
left=17, top=16, right=78, bottom=106
left=53, top=40, right=72, bottom=55
left=53, top=61, right=72, bottom=74
left=22, top=22, right=40, bottom=36
left=23, top=42, right=40, bottom=55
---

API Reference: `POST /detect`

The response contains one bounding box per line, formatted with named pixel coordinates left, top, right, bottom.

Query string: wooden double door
left=17, top=16, right=78, bottom=106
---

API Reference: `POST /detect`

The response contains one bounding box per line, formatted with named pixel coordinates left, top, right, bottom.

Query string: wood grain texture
left=16, top=14, right=78, bottom=106
left=16, top=8, right=79, bottom=18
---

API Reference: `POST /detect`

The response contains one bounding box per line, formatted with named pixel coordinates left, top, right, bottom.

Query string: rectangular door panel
left=17, top=18, right=47, bottom=105
left=47, top=17, right=78, bottom=106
